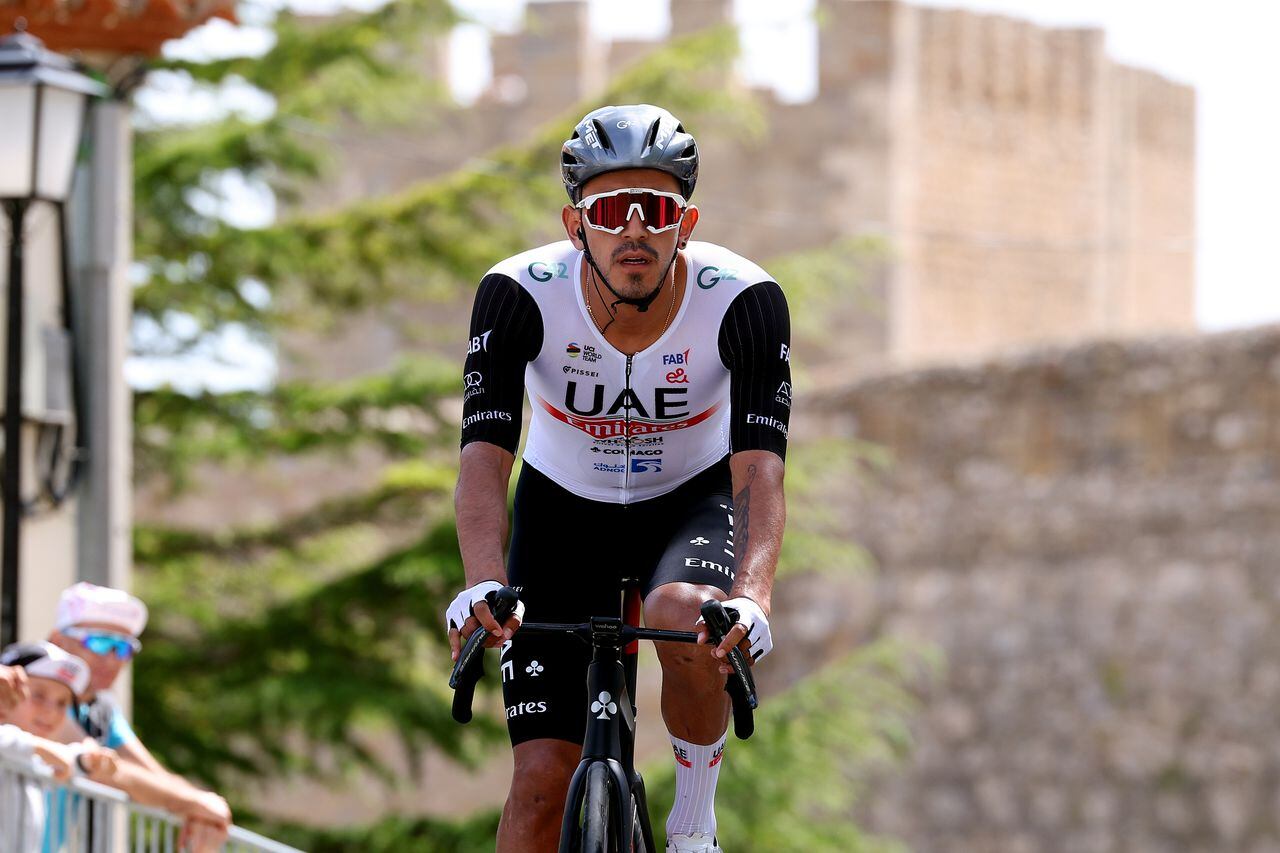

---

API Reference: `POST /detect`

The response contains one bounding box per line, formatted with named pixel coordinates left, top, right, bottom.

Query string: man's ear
left=679, top=205, right=699, bottom=247
left=563, top=205, right=585, bottom=249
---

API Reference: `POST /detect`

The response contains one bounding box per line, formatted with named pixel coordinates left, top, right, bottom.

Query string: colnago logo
left=662, top=348, right=691, bottom=366
left=463, top=410, right=514, bottom=430
left=539, top=397, right=720, bottom=440
left=746, top=413, right=788, bottom=438
left=507, top=701, right=548, bottom=719
left=591, top=691, right=618, bottom=720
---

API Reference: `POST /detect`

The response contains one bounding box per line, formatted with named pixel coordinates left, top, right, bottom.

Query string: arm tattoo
left=733, top=464, right=757, bottom=560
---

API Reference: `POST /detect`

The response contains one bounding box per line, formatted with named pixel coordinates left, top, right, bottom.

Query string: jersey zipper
left=622, top=354, right=633, bottom=505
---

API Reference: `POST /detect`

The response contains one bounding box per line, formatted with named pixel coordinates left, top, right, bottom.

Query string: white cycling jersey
left=461, top=240, right=791, bottom=504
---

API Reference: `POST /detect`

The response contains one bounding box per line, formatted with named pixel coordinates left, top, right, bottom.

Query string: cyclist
left=447, top=104, right=791, bottom=853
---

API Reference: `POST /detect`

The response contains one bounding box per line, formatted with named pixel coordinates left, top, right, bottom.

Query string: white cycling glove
left=720, top=597, right=773, bottom=663
left=445, top=581, right=524, bottom=634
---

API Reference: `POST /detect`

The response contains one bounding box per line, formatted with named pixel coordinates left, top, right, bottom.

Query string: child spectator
left=0, top=642, right=118, bottom=853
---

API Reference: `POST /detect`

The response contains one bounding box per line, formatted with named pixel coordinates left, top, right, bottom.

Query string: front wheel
left=579, top=762, right=615, bottom=852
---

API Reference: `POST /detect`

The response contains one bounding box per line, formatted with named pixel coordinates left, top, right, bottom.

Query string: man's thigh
left=504, top=465, right=646, bottom=746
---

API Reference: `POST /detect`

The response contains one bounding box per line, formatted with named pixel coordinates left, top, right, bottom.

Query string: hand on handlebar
left=446, top=581, right=526, bottom=662
left=697, top=596, right=772, bottom=675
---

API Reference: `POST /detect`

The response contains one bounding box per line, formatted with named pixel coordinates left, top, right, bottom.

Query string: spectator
left=0, top=642, right=118, bottom=853
left=1, top=662, right=28, bottom=713
left=49, top=582, right=232, bottom=850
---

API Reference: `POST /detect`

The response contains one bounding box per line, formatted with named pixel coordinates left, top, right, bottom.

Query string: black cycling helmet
left=561, top=104, right=699, bottom=203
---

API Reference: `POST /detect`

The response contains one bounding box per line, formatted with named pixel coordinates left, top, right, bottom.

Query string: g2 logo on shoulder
left=696, top=266, right=737, bottom=290
left=529, top=261, right=569, bottom=283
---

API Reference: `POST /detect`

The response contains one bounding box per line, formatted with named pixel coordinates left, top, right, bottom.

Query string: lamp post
left=0, top=26, right=106, bottom=647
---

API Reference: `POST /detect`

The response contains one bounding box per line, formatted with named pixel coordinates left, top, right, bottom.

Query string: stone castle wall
left=292, top=0, right=1194, bottom=382
left=804, top=325, right=1280, bottom=851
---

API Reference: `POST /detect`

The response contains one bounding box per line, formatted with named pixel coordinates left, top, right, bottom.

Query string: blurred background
left=1, top=0, right=1277, bottom=849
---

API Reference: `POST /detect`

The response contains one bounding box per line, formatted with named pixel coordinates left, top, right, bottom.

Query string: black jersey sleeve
left=718, top=281, right=792, bottom=461
left=460, top=273, right=544, bottom=453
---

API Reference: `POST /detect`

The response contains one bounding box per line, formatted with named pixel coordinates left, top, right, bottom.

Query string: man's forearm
left=455, top=442, right=516, bottom=585
left=729, top=451, right=786, bottom=614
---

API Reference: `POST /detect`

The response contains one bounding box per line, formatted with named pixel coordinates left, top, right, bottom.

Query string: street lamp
left=0, top=25, right=106, bottom=646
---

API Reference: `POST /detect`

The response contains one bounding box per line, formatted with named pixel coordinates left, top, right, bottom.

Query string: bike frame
left=526, top=613, right=681, bottom=852
left=448, top=584, right=756, bottom=852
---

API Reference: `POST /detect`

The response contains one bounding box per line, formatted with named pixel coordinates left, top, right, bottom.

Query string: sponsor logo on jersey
left=467, top=330, right=492, bottom=354
left=539, top=396, right=719, bottom=440
left=525, top=660, right=545, bottom=677
left=672, top=744, right=693, bottom=768
left=779, top=342, right=791, bottom=363
left=697, top=265, right=737, bottom=290
left=746, top=412, right=788, bottom=438
left=630, top=458, right=663, bottom=473
left=662, top=348, right=691, bottom=366
left=665, top=368, right=689, bottom=384
left=593, top=435, right=663, bottom=448
left=709, top=744, right=725, bottom=768
left=775, top=381, right=792, bottom=408
left=684, top=557, right=734, bottom=580
left=563, top=382, right=689, bottom=420
left=565, top=342, right=602, bottom=363
left=563, top=365, right=600, bottom=378
left=463, top=371, right=484, bottom=402
left=589, top=447, right=660, bottom=456
left=529, top=261, right=569, bottom=282
left=593, top=461, right=625, bottom=474
left=507, top=700, right=549, bottom=719
left=462, top=410, right=514, bottom=430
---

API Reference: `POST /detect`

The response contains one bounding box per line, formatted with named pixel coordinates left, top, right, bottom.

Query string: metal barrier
left=0, top=753, right=302, bottom=853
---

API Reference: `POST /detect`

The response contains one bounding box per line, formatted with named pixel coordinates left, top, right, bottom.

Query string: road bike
left=450, top=584, right=758, bottom=852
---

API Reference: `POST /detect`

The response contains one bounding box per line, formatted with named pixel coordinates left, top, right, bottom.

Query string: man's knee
left=644, top=582, right=724, bottom=632
left=509, top=739, right=580, bottom=816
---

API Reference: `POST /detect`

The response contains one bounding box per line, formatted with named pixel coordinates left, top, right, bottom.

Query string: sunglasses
left=576, top=188, right=687, bottom=234
left=63, top=628, right=142, bottom=661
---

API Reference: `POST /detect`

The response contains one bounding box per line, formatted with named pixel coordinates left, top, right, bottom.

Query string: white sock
left=666, top=730, right=728, bottom=838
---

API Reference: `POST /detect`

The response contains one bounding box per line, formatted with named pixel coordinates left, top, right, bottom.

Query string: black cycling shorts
left=500, top=457, right=735, bottom=747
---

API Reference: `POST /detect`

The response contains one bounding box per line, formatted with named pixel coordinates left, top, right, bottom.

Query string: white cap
left=0, top=642, right=91, bottom=698
left=56, top=582, right=148, bottom=637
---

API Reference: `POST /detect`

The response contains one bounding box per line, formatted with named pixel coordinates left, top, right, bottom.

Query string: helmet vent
left=591, top=120, right=613, bottom=151
left=678, top=143, right=697, bottom=159
left=643, top=119, right=662, bottom=152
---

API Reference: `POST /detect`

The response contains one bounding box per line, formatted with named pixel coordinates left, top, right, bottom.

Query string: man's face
left=563, top=168, right=698, bottom=303
left=7, top=677, right=73, bottom=738
left=50, top=621, right=136, bottom=695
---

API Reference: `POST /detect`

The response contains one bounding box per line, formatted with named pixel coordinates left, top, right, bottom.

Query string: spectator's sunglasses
left=576, top=188, right=687, bottom=234
left=63, top=628, right=142, bottom=660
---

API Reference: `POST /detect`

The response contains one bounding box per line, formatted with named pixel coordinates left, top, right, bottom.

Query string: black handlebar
left=447, top=587, right=759, bottom=738
left=449, top=586, right=519, bottom=724
left=699, top=599, right=758, bottom=740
